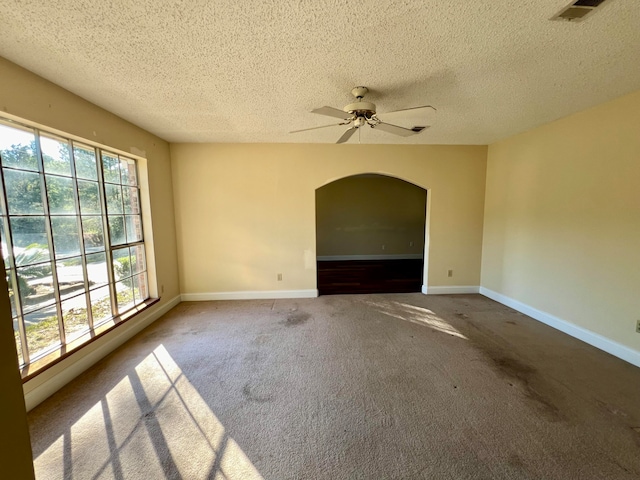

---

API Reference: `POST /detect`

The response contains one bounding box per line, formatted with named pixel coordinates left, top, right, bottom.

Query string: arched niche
left=315, top=173, right=429, bottom=295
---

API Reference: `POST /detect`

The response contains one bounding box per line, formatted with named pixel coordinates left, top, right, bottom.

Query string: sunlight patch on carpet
left=34, top=344, right=263, bottom=480
left=365, top=300, right=468, bottom=339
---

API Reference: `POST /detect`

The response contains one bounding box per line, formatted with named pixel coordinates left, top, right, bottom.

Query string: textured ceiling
left=0, top=0, right=639, bottom=144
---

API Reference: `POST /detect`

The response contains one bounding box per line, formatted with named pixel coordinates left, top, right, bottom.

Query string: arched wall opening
left=315, top=173, right=428, bottom=295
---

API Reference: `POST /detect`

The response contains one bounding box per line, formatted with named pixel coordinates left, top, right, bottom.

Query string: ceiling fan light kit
left=290, top=86, right=435, bottom=144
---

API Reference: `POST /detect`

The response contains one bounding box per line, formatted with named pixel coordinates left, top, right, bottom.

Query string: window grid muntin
left=0, top=167, right=29, bottom=363
left=31, top=129, right=66, bottom=352
left=67, top=142, right=93, bottom=333
left=0, top=118, right=148, bottom=367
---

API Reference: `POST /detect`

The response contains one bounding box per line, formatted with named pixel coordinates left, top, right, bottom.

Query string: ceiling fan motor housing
left=343, top=101, right=376, bottom=116
left=344, top=86, right=376, bottom=117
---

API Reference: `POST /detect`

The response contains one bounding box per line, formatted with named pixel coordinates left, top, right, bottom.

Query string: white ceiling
left=0, top=0, right=639, bottom=145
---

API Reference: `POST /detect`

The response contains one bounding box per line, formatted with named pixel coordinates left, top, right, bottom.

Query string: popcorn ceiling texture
left=0, top=0, right=638, bottom=144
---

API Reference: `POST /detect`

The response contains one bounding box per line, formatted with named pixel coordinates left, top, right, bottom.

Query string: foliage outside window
left=0, top=119, right=149, bottom=369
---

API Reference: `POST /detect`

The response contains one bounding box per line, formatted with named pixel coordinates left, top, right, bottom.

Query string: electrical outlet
left=447, top=269, right=453, bottom=278
left=382, top=244, right=385, bottom=250
left=636, top=320, right=640, bottom=333
left=277, top=273, right=283, bottom=281
left=409, top=241, right=414, bottom=247
left=161, top=284, right=164, bottom=294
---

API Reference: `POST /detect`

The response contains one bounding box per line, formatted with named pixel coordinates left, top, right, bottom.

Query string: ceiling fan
left=290, top=86, right=435, bottom=143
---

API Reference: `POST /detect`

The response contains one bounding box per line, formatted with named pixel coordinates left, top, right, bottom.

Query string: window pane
left=46, top=175, right=76, bottom=215
left=17, top=262, right=53, bottom=313
left=62, top=295, right=90, bottom=342
left=120, top=157, right=137, bottom=186
left=41, top=135, right=72, bottom=176
left=90, top=285, right=112, bottom=325
left=105, top=184, right=123, bottom=214
left=86, top=252, right=108, bottom=288
left=108, top=216, right=125, bottom=245
left=116, top=280, right=134, bottom=314
left=4, top=169, right=43, bottom=215
left=78, top=180, right=100, bottom=214
left=0, top=216, right=8, bottom=264
left=133, top=272, right=148, bottom=305
left=2, top=125, right=146, bottom=370
left=102, top=153, right=120, bottom=183
left=51, top=217, right=81, bottom=258
left=6, top=270, right=17, bottom=317
left=113, top=247, right=131, bottom=281
left=82, top=216, right=105, bottom=252
left=73, top=143, right=98, bottom=180
left=122, top=187, right=140, bottom=214
left=0, top=122, right=38, bottom=171
left=13, top=322, right=24, bottom=366
left=131, top=244, right=145, bottom=274
left=11, top=218, right=50, bottom=265
left=125, top=215, right=143, bottom=243
left=57, top=256, right=86, bottom=301
left=24, top=306, right=60, bottom=360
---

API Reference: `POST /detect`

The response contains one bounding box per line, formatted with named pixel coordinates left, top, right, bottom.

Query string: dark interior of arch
left=316, top=174, right=427, bottom=295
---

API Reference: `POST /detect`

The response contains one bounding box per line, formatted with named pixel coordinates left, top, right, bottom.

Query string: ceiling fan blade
left=381, top=105, right=436, bottom=116
left=337, top=127, right=357, bottom=144
left=312, top=106, right=352, bottom=120
left=375, top=122, right=429, bottom=137
left=290, top=122, right=347, bottom=134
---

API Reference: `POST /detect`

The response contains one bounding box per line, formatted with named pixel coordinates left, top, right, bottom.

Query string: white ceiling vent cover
left=551, top=0, right=611, bottom=22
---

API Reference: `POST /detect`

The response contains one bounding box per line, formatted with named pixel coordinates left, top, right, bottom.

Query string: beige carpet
left=28, top=293, right=640, bottom=479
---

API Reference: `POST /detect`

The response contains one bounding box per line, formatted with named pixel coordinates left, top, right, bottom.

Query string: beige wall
left=316, top=175, right=426, bottom=257
left=482, top=89, right=640, bottom=352
left=0, top=57, right=181, bottom=410
left=0, top=57, right=180, bottom=302
left=171, top=143, right=487, bottom=293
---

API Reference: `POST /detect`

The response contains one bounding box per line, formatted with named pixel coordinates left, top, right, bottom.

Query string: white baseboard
left=317, top=254, right=423, bottom=261
left=181, top=289, right=319, bottom=301
left=479, top=287, right=640, bottom=369
left=23, top=295, right=182, bottom=411
left=422, top=285, right=480, bottom=295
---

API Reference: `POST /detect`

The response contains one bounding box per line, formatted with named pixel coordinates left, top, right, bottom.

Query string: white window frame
left=0, top=114, right=159, bottom=375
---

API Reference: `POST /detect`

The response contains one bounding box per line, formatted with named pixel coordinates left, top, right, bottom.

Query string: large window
left=0, top=118, right=150, bottom=370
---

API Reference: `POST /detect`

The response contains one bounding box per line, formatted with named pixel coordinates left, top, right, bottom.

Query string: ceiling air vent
left=551, top=0, right=611, bottom=22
